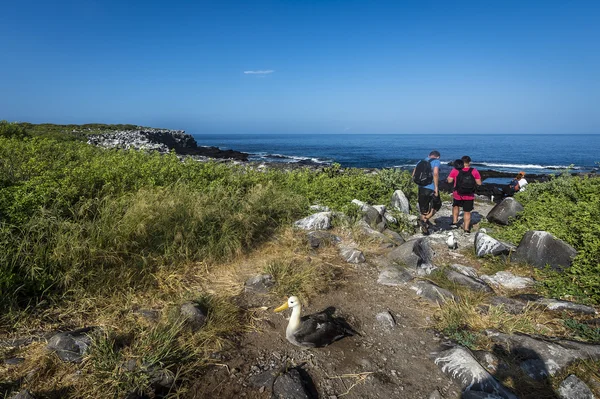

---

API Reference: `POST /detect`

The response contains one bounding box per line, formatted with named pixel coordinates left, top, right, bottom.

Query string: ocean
left=191, top=134, right=599, bottom=180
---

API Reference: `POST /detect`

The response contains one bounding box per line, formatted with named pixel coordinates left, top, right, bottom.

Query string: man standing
left=413, top=150, right=441, bottom=235
left=447, top=155, right=482, bottom=233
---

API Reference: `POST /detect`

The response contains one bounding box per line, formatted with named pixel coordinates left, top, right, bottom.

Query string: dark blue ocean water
left=192, top=134, right=599, bottom=176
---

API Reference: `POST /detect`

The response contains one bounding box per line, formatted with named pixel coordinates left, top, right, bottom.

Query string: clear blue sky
left=2, top=0, right=599, bottom=134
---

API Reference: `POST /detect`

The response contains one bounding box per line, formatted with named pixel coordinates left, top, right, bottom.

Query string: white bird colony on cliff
left=274, top=296, right=356, bottom=348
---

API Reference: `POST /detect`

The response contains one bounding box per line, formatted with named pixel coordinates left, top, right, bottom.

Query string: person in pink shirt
left=447, top=155, right=482, bottom=233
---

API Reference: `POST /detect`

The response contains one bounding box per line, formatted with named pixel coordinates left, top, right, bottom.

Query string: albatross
left=274, top=296, right=356, bottom=348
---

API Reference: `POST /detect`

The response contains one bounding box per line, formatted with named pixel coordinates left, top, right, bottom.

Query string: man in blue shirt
left=413, top=150, right=441, bottom=235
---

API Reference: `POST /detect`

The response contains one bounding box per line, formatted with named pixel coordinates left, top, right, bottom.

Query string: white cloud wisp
left=243, top=70, right=274, bottom=75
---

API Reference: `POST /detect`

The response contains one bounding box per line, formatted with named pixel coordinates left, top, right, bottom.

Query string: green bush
left=494, top=174, right=600, bottom=304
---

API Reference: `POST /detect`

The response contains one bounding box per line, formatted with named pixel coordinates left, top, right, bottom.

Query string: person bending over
left=447, top=155, right=482, bottom=233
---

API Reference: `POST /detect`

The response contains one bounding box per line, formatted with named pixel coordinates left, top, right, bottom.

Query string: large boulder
left=387, top=239, right=435, bottom=275
left=474, top=232, right=512, bottom=258
left=486, top=330, right=600, bottom=379
left=434, top=346, right=518, bottom=399
left=511, top=231, right=577, bottom=271
left=391, top=190, right=410, bottom=214
left=47, top=327, right=94, bottom=363
left=293, top=212, right=332, bottom=230
left=486, top=198, right=524, bottom=225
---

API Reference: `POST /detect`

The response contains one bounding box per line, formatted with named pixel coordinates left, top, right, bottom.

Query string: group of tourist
left=412, top=150, right=528, bottom=236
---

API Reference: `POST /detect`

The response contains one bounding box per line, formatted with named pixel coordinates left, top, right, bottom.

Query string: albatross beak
left=274, top=301, right=289, bottom=312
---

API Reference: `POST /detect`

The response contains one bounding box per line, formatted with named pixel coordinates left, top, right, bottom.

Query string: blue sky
left=2, top=0, right=599, bottom=134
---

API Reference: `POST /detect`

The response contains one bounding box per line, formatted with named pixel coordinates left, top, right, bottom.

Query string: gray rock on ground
left=180, top=302, right=208, bottom=331
left=245, top=274, right=275, bottom=293
left=351, top=199, right=383, bottom=227
left=382, top=229, right=405, bottom=245
left=515, top=295, right=597, bottom=315
left=273, top=368, right=311, bottom=399
left=387, top=238, right=436, bottom=275
left=306, top=231, right=341, bottom=249
left=483, top=296, right=527, bottom=315
left=474, top=232, right=512, bottom=258
left=450, top=264, right=479, bottom=279
left=375, top=311, right=396, bottom=328
left=294, top=212, right=332, bottom=230
left=480, top=271, right=535, bottom=290
left=355, top=220, right=391, bottom=242
left=46, top=327, right=94, bottom=363
left=377, top=267, right=414, bottom=286
left=486, top=330, right=600, bottom=379
left=512, top=230, right=577, bottom=271
left=410, top=281, right=456, bottom=304
left=486, top=198, right=524, bottom=225
left=558, top=374, right=596, bottom=399
left=339, top=246, right=366, bottom=264
left=445, top=269, right=493, bottom=293
left=434, top=346, right=518, bottom=399
left=391, top=190, right=410, bottom=214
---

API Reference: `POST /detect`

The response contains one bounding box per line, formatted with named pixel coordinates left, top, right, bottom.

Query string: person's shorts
left=418, top=187, right=442, bottom=214
left=452, top=198, right=474, bottom=212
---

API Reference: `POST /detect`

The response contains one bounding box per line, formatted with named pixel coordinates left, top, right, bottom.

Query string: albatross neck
left=287, top=304, right=302, bottom=334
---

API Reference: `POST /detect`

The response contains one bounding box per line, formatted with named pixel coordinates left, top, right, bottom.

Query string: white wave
left=474, top=162, right=581, bottom=170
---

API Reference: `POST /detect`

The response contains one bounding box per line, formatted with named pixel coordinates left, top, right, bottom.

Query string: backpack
left=506, top=178, right=519, bottom=195
left=456, top=168, right=476, bottom=194
left=413, top=159, right=434, bottom=186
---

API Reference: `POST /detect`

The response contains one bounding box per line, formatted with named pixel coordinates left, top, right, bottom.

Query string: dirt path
left=189, top=199, right=496, bottom=399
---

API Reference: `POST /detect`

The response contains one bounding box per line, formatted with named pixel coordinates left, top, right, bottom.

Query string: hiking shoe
left=419, top=220, right=429, bottom=235
left=464, top=228, right=471, bottom=234
left=450, top=223, right=459, bottom=229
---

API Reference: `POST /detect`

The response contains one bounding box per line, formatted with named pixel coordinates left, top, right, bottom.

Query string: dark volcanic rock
left=486, top=198, right=524, bottom=225
left=47, top=327, right=94, bottom=363
left=387, top=238, right=435, bottom=275
left=273, top=368, right=311, bottom=399
left=512, top=230, right=577, bottom=271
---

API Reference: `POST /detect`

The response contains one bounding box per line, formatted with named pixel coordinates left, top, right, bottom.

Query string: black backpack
left=413, top=159, right=434, bottom=186
left=456, top=168, right=476, bottom=194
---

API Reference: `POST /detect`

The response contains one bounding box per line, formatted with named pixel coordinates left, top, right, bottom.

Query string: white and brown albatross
left=274, top=296, right=357, bottom=348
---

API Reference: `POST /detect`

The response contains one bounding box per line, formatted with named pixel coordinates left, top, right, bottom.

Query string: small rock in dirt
left=273, top=368, right=311, bottom=399
left=244, top=274, right=275, bottom=293
left=180, top=302, right=208, bottom=331
left=339, top=246, right=366, bottom=264
left=557, top=374, right=595, bottom=399
left=375, top=311, right=396, bottom=328
left=47, top=327, right=94, bottom=363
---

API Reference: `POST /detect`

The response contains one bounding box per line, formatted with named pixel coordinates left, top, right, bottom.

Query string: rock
left=484, top=296, right=527, bottom=315
left=355, top=220, right=391, bottom=242
left=375, top=311, right=396, bottom=328
left=450, top=264, right=479, bottom=279
left=273, top=368, right=310, bottom=399
left=486, top=330, right=600, bottom=378
left=445, top=269, right=493, bottom=293
left=558, top=374, right=595, bottom=399
left=339, top=246, right=366, bottom=264
left=249, top=369, right=279, bottom=388
left=434, top=346, right=518, bottom=399
left=351, top=199, right=383, bottom=227
left=377, top=267, right=414, bottom=286
left=4, top=357, right=25, bottom=365
left=410, top=281, right=456, bottom=304
left=428, top=389, right=443, bottom=399
left=472, top=351, right=501, bottom=374
left=474, top=232, right=512, bottom=258
left=180, top=302, right=208, bottom=331
left=512, top=230, right=577, bottom=271
left=480, top=271, right=535, bottom=290
left=514, top=295, right=597, bottom=315
left=391, top=190, right=410, bottom=214
left=486, top=198, right=524, bottom=225
left=135, top=309, right=160, bottom=321
left=9, top=390, right=35, bottom=399
left=306, top=231, right=341, bottom=249
left=150, top=368, right=175, bottom=389
left=382, top=212, right=398, bottom=225
left=372, top=205, right=387, bottom=216
left=293, top=212, right=332, bottom=230
left=382, top=229, right=405, bottom=245
left=244, top=274, right=274, bottom=294
left=387, top=239, right=436, bottom=275
left=46, top=327, right=94, bottom=363
left=309, top=204, right=330, bottom=212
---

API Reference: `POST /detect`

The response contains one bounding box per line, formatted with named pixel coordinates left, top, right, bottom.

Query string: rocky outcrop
left=512, top=231, right=577, bottom=271
left=486, top=198, right=523, bottom=225
left=485, top=330, right=600, bottom=379
left=434, top=346, right=518, bottom=399
left=480, top=271, right=535, bottom=290
left=87, top=128, right=249, bottom=160
left=513, top=294, right=597, bottom=315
